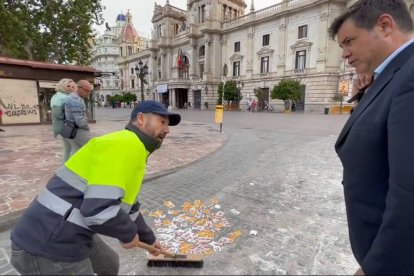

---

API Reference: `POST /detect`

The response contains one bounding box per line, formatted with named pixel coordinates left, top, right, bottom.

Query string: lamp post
left=135, top=59, right=149, bottom=102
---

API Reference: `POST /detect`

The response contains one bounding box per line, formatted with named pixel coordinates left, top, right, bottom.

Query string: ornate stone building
left=117, top=0, right=414, bottom=111
left=91, top=11, right=147, bottom=105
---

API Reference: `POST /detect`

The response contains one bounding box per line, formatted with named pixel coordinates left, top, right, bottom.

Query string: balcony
left=294, top=68, right=308, bottom=74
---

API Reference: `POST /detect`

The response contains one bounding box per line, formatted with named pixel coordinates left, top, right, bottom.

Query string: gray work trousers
left=10, top=235, right=120, bottom=275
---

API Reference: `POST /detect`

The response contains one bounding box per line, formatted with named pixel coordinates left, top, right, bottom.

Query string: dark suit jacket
left=335, top=42, right=414, bottom=275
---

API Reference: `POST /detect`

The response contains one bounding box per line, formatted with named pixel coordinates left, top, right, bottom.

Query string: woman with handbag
left=64, top=80, right=92, bottom=157
left=51, top=78, right=76, bottom=161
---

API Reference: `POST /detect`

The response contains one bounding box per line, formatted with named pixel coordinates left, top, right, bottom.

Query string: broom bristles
left=146, top=253, right=204, bottom=268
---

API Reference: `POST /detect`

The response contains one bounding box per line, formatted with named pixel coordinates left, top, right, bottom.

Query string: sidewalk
left=0, top=120, right=227, bottom=231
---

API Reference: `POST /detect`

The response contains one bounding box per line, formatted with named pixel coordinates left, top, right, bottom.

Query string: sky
left=97, top=0, right=280, bottom=37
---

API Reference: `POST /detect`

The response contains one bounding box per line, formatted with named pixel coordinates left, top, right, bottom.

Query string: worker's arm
left=80, top=185, right=138, bottom=243
left=129, top=201, right=156, bottom=245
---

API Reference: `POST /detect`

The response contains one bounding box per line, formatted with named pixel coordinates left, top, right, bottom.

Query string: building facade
left=91, top=11, right=147, bottom=105
left=117, top=0, right=414, bottom=111
left=0, top=57, right=98, bottom=125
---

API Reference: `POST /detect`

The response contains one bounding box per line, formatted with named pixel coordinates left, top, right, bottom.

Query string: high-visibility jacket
left=11, top=124, right=158, bottom=262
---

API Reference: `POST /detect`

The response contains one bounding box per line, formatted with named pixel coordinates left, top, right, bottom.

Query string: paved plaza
left=0, top=109, right=358, bottom=275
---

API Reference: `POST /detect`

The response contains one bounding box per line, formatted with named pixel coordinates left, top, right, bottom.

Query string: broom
left=136, top=241, right=204, bottom=268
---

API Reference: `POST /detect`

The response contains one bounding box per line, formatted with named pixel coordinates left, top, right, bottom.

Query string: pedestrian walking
left=10, top=100, right=181, bottom=275
left=251, top=99, right=256, bottom=112
left=329, top=0, right=414, bottom=274
left=64, top=80, right=92, bottom=157
left=291, top=100, right=296, bottom=112
left=51, top=78, right=76, bottom=161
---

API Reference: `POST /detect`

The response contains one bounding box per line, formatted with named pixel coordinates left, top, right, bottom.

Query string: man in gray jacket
left=64, top=79, right=92, bottom=156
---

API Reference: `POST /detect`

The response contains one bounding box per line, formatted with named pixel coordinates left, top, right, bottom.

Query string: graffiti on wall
left=0, top=79, right=40, bottom=124
left=3, top=101, right=39, bottom=117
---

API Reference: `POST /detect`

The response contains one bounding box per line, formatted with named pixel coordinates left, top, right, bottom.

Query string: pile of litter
left=145, top=199, right=242, bottom=256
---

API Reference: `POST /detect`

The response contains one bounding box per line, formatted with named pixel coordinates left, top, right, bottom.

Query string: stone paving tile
left=0, top=120, right=227, bottom=218
left=0, top=248, right=15, bottom=275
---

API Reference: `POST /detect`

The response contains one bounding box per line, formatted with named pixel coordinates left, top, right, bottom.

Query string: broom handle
left=136, top=241, right=176, bottom=258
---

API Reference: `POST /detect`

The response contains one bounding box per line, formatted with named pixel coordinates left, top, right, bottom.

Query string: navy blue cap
left=130, top=100, right=181, bottom=126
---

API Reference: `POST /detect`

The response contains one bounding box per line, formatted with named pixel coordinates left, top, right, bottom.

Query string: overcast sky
left=97, top=0, right=280, bottom=37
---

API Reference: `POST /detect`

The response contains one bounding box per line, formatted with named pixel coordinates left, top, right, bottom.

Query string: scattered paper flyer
left=146, top=198, right=242, bottom=256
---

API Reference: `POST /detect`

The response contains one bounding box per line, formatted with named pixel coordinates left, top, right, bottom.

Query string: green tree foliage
left=122, top=92, right=137, bottom=103
left=271, top=78, right=302, bottom=101
left=223, top=80, right=243, bottom=105
left=0, top=0, right=104, bottom=64
left=109, top=94, right=123, bottom=104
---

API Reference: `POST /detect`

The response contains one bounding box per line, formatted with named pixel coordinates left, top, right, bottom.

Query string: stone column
left=245, top=27, right=254, bottom=78
left=277, top=22, right=287, bottom=76
left=190, top=39, right=197, bottom=79
left=204, top=36, right=211, bottom=77
left=316, top=12, right=329, bottom=72
left=167, top=48, right=173, bottom=80
left=171, top=88, right=176, bottom=108
left=211, top=33, right=221, bottom=82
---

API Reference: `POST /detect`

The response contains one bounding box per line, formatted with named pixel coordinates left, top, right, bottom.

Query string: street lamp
left=135, top=59, right=149, bottom=102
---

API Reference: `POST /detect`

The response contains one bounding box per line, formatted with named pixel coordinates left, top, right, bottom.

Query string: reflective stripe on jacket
left=11, top=128, right=156, bottom=262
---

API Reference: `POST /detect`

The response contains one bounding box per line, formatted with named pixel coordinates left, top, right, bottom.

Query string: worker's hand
left=148, top=240, right=162, bottom=257
left=120, top=234, right=140, bottom=250
left=352, top=73, right=373, bottom=96
left=354, top=267, right=365, bottom=276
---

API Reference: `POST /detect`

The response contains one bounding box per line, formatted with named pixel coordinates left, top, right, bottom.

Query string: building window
left=298, top=25, right=308, bottom=39
left=131, top=79, right=135, bottom=89
left=260, top=56, right=269, bottom=74
left=199, top=63, right=204, bottom=77
left=128, top=46, right=133, bottom=55
left=120, top=69, right=123, bottom=77
left=262, top=34, right=270, bottom=46
left=200, top=5, right=206, bottom=23
left=115, top=81, right=119, bottom=87
left=199, top=46, right=205, bottom=58
left=233, top=61, right=240, bottom=77
left=178, top=56, right=189, bottom=79
left=234, top=41, right=240, bottom=52
left=295, top=50, right=306, bottom=69
left=158, top=57, right=162, bottom=79
left=130, top=68, right=134, bottom=74
left=120, top=47, right=123, bottom=57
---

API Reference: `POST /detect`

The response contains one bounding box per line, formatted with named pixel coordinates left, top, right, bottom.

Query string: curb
left=0, top=130, right=229, bottom=233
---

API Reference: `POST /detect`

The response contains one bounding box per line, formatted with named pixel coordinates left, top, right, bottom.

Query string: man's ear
left=133, top=113, right=145, bottom=128
left=377, top=14, right=395, bottom=36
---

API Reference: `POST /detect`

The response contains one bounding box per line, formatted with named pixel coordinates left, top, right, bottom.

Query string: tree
left=0, top=0, right=104, bottom=64
left=271, top=78, right=302, bottom=101
left=271, top=78, right=302, bottom=110
left=223, top=80, right=242, bottom=109
left=109, top=94, right=123, bottom=105
left=122, top=92, right=137, bottom=104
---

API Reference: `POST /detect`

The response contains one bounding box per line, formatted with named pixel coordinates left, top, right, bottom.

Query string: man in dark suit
left=328, top=0, right=414, bottom=275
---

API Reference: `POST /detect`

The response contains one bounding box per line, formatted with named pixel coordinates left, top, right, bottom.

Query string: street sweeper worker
left=9, top=100, right=181, bottom=275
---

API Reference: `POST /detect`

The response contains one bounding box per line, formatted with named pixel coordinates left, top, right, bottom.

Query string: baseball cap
left=130, top=100, right=181, bottom=126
